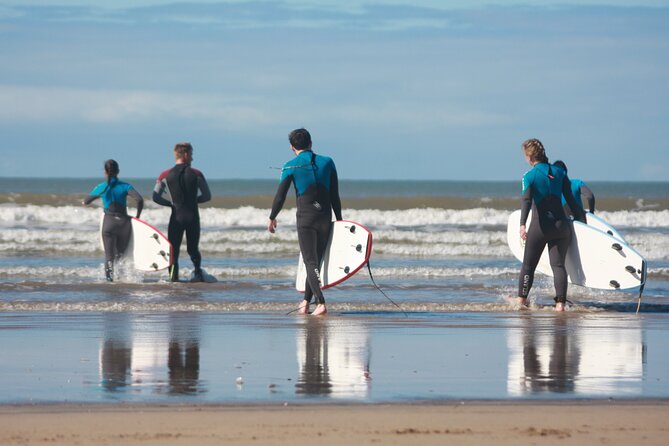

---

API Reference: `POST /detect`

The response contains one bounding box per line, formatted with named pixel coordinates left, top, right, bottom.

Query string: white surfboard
left=99, top=215, right=172, bottom=271
left=584, top=212, right=625, bottom=242
left=296, top=220, right=372, bottom=292
left=507, top=210, right=646, bottom=290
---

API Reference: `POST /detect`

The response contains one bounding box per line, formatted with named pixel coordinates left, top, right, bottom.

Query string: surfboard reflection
left=507, top=315, right=644, bottom=396
left=99, top=312, right=203, bottom=396
left=295, top=318, right=371, bottom=398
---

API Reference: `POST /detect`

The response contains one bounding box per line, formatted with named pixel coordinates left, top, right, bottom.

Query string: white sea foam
left=1, top=204, right=667, bottom=229
left=0, top=205, right=667, bottom=259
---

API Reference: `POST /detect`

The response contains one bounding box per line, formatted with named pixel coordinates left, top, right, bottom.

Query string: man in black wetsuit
left=153, top=142, right=212, bottom=282
left=267, top=128, right=343, bottom=316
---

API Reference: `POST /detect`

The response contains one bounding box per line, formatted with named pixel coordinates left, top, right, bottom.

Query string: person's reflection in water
left=100, top=313, right=132, bottom=392
left=520, top=316, right=580, bottom=394
left=295, top=318, right=371, bottom=398
left=167, top=312, right=201, bottom=395
left=296, top=318, right=332, bottom=395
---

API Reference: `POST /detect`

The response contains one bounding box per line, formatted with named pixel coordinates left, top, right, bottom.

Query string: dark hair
left=174, top=142, right=193, bottom=159
left=553, top=160, right=567, bottom=173
left=104, top=159, right=119, bottom=179
left=288, top=128, right=312, bottom=151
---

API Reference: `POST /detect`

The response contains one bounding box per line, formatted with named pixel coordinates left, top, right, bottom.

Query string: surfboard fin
left=150, top=263, right=158, bottom=270
left=612, top=243, right=623, bottom=251
left=355, top=244, right=363, bottom=252
left=151, top=233, right=160, bottom=243
left=625, top=265, right=637, bottom=274
left=609, top=280, right=620, bottom=289
left=347, top=225, right=356, bottom=233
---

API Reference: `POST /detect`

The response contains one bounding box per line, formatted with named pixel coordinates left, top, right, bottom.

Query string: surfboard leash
left=366, top=261, right=408, bottom=318
left=635, top=259, right=647, bottom=315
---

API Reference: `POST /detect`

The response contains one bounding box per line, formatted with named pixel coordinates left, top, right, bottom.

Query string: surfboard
left=584, top=212, right=625, bottom=242
left=296, top=220, right=372, bottom=292
left=507, top=210, right=646, bottom=290
left=99, top=215, right=173, bottom=271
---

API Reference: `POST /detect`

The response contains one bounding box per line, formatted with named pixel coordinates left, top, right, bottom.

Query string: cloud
left=0, top=84, right=507, bottom=131
left=0, top=85, right=274, bottom=128
left=7, top=0, right=666, bottom=33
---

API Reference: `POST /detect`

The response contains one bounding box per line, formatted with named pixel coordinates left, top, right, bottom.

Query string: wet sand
left=1, top=402, right=668, bottom=445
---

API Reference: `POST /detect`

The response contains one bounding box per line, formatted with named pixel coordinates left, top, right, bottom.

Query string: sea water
left=0, top=178, right=668, bottom=403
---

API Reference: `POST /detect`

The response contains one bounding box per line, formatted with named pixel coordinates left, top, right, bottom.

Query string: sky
left=0, top=0, right=667, bottom=181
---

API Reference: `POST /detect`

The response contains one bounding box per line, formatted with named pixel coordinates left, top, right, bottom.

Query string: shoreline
left=2, top=401, right=668, bottom=445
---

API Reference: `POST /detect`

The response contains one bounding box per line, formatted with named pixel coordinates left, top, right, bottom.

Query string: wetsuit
left=518, top=163, right=585, bottom=303
left=561, top=178, right=595, bottom=217
left=270, top=150, right=342, bottom=305
left=153, top=163, right=211, bottom=281
left=84, top=178, right=144, bottom=280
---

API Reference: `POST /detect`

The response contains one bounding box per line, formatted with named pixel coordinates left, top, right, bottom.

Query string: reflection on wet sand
left=100, top=313, right=131, bottom=392
left=507, top=315, right=644, bottom=396
left=296, top=318, right=371, bottom=398
left=100, top=313, right=202, bottom=396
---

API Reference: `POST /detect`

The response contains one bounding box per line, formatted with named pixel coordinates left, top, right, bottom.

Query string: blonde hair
left=174, top=142, right=193, bottom=160
left=522, top=138, right=548, bottom=164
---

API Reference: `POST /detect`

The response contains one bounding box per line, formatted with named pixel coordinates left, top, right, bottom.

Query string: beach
left=2, top=403, right=669, bottom=445
left=1, top=179, right=668, bottom=443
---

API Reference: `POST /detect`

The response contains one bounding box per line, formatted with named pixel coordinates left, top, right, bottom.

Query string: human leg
left=168, top=213, right=185, bottom=282
left=101, top=214, right=123, bottom=282
left=114, top=216, right=132, bottom=261
left=517, top=224, right=547, bottom=304
left=547, top=226, right=572, bottom=310
left=297, top=226, right=325, bottom=306
left=310, top=220, right=332, bottom=315
left=184, top=216, right=203, bottom=282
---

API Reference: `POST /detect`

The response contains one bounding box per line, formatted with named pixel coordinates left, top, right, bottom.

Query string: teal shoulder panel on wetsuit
left=280, top=151, right=336, bottom=196
left=522, top=163, right=566, bottom=206
left=90, top=179, right=133, bottom=210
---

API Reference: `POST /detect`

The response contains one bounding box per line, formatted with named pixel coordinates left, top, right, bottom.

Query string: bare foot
left=554, top=302, right=566, bottom=312
left=311, top=304, right=327, bottom=316
left=297, top=300, right=309, bottom=315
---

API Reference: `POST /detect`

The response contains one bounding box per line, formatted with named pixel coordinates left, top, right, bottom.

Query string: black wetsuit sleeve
left=580, top=184, right=595, bottom=213
left=82, top=195, right=99, bottom=206
left=563, top=175, right=586, bottom=223
left=197, top=174, right=212, bottom=204
left=128, top=188, right=144, bottom=218
left=330, top=168, right=343, bottom=221
left=152, top=180, right=172, bottom=207
left=152, top=191, right=172, bottom=207
left=520, top=186, right=532, bottom=226
left=269, top=175, right=293, bottom=220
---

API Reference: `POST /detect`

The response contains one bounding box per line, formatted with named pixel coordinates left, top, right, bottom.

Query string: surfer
left=82, top=159, right=144, bottom=282
left=515, top=139, right=586, bottom=311
left=153, top=142, right=212, bottom=283
left=553, top=160, right=596, bottom=216
left=267, top=128, right=343, bottom=316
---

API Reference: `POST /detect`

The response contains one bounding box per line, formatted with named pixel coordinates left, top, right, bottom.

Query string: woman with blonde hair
left=515, top=139, right=585, bottom=311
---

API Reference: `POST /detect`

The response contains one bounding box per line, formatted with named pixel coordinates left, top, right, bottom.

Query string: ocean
left=0, top=178, right=668, bottom=403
